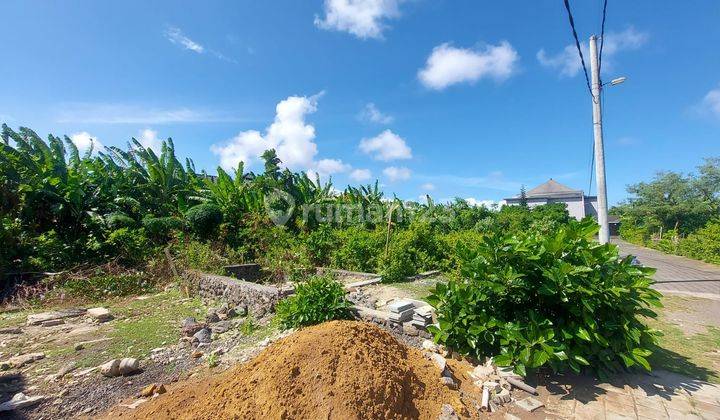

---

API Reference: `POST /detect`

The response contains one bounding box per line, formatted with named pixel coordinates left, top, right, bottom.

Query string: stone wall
left=184, top=270, right=290, bottom=318
left=315, top=267, right=380, bottom=284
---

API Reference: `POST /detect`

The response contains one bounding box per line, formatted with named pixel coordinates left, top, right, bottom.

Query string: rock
left=26, top=308, right=86, bottom=326
left=139, top=384, right=158, bottom=397
left=483, top=381, right=501, bottom=392
left=0, top=327, right=22, bottom=335
left=121, top=398, right=147, bottom=409
left=205, top=311, right=220, bottom=323
left=8, top=352, right=45, bottom=368
left=423, top=352, right=448, bottom=376
left=40, top=319, right=64, bottom=327
left=439, top=376, right=457, bottom=390
left=402, top=323, right=419, bottom=336
left=438, top=403, right=459, bottom=420
left=156, top=384, right=166, bottom=394
left=87, top=307, right=113, bottom=322
left=192, top=351, right=204, bottom=359
left=493, top=388, right=511, bottom=404
left=119, top=358, right=140, bottom=375
left=235, top=305, right=248, bottom=317
left=181, top=319, right=204, bottom=337
left=0, top=362, right=10, bottom=371
left=74, top=343, right=85, bottom=351
left=193, top=328, right=212, bottom=344
left=210, top=321, right=232, bottom=334
left=100, top=359, right=121, bottom=377
left=470, top=364, right=495, bottom=380
left=100, top=358, right=139, bottom=377
left=514, top=397, right=544, bottom=412
left=421, top=339, right=441, bottom=353
left=0, top=392, right=45, bottom=412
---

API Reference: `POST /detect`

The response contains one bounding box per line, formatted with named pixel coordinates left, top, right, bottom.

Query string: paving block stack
left=387, top=300, right=414, bottom=323
left=410, top=305, right=433, bottom=329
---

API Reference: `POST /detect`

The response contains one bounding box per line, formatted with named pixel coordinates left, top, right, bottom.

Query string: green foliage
left=275, top=275, right=352, bottom=329
left=60, top=273, right=153, bottom=301
left=143, top=216, right=184, bottom=242
left=303, top=224, right=338, bottom=266
left=105, top=212, right=137, bottom=230
left=185, top=204, right=223, bottom=239
left=258, top=233, right=313, bottom=283
left=330, top=227, right=384, bottom=273
left=105, top=228, right=150, bottom=265
left=679, top=219, right=720, bottom=264
left=380, top=222, right=444, bottom=282
left=173, top=240, right=233, bottom=275
left=427, top=219, right=662, bottom=378
left=28, top=230, right=73, bottom=271
left=240, top=316, right=258, bottom=335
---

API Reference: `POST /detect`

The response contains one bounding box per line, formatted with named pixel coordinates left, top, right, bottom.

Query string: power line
left=598, top=0, right=608, bottom=77
left=562, top=0, right=593, bottom=97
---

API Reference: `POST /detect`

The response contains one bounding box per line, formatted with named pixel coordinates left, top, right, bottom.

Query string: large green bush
left=330, top=227, right=384, bottom=273
left=275, top=275, right=352, bottom=329
left=380, top=222, right=444, bottom=282
left=427, top=219, right=662, bottom=378
left=185, top=204, right=223, bottom=239
left=143, top=216, right=184, bottom=243
left=679, top=218, right=720, bottom=264
left=105, top=228, right=150, bottom=265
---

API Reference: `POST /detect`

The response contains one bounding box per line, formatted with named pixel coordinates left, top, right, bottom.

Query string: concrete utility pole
left=589, top=35, right=610, bottom=244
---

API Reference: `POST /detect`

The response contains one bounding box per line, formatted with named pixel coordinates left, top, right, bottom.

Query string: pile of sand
left=113, top=321, right=464, bottom=419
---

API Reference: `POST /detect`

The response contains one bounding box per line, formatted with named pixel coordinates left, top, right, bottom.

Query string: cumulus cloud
left=314, top=0, right=404, bottom=40
left=350, top=168, right=372, bottom=182
left=383, top=166, right=411, bottom=182
left=164, top=26, right=204, bottom=53
left=421, top=183, right=435, bottom=191
left=359, top=103, right=393, bottom=124
left=418, top=41, right=519, bottom=90
left=211, top=93, right=349, bottom=177
left=359, top=129, right=412, bottom=161
left=465, top=198, right=498, bottom=208
left=136, top=128, right=163, bottom=151
left=70, top=131, right=103, bottom=152
left=537, top=27, right=648, bottom=77
left=696, top=85, right=720, bottom=119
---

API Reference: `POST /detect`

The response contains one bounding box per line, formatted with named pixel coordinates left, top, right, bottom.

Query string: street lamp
left=605, top=76, right=627, bottom=87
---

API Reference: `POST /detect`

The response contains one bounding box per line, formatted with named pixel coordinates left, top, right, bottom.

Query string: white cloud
left=211, top=93, right=344, bottom=174
left=350, top=168, right=372, bottom=182
left=314, top=0, right=404, bottom=40
left=70, top=131, right=103, bottom=152
left=418, top=41, right=519, bottom=90
left=465, top=198, right=498, bottom=209
left=537, top=27, right=648, bottom=77
left=383, top=166, right=411, bottom=182
left=359, top=103, right=393, bottom=124
left=421, top=182, right=435, bottom=191
left=137, top=128, right=163, bottom=151
left=164, top=26, right=204, bottom=53
left=359, top=129, right=412, bottom=161
left=418, top=171, right=521, bottom=192
left=697, top=85, right=720, bottom=118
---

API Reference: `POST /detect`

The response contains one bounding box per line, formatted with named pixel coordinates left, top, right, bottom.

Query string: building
left=504, top=179, right=598, bottom=221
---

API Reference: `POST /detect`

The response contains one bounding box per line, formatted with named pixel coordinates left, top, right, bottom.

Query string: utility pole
left=589, top=35, right=610, bottom=244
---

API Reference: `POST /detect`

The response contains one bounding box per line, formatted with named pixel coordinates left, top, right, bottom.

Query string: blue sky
left=1, top=1, right=719, bottom=205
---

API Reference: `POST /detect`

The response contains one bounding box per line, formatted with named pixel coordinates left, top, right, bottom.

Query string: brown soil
left=105, top=320, right=466, bottom=420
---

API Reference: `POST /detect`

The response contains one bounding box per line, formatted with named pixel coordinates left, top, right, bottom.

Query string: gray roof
left=505, top=179, right=585, bottom=201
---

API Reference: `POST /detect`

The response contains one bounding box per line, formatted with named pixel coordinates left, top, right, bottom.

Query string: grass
left=380, top=277, right=443, bottom=302
left=645, top=295, right=720, bottom=384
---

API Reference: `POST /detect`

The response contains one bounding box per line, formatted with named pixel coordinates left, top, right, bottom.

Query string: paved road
left=613, top=238, right=720, bottom=297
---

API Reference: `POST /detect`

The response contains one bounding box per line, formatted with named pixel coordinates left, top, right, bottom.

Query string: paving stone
left=605, top=410, right=635, bottom=420
left=574, top=400, right=605, bottom=420
left=87, top=307, right=113, bottom=322
left=514, top=397, right=544, bottom=412
left=635, top=401, right=668, bottom=419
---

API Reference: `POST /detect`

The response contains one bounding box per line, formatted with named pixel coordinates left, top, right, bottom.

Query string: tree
left=519, top=184, right=528, bottom=208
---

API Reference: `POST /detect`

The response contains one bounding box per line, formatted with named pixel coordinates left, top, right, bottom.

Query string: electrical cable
left=562, top=0, right=593, bottom=98
left=598, top=0, right=608, bottom=78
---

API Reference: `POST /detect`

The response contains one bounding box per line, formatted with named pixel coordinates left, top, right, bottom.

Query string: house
left=504, top=179, right=598, bottom=220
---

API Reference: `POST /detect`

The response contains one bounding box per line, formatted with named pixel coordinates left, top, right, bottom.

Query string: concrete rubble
left=99, top=358, right=140, bottom=377
left=87, top=307, right=113, bottom=322
left=0, top=392, right=45, bottom=412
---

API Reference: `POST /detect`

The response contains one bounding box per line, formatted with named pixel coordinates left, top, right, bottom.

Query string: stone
left=100, top=359, right=121, bottom=377
left=421, top=339, right=441, bottom=353
left=402, top=323, right=419, bottom=336
left=0, top=327, right=22, bottom=334
left=26, top=308, right=86, bottom=326
left=470, top=364, right=495, bottom=380
left=8, top=352, right=45, bottom=368
left=483, top=381, right=501, bottom=392
left=515, top=397, right=544, bottom=412
left=40, top=319, right=64, bottom=327
left=493, top=388, right=512, bottom=404
left=205, top=311, right=220, bottom=323
left=193, top=328, right=212, bottom=344
left=192, top=351, right=204, bottom=359
left=210, top=321, right=232, bottom=334
left=139, top=384, right=158, bottom=397
left=424, top=352, right=448, bottom=376
left=0, top=392, right=45, bottom=412
left=181, top=319, right=204, bottom=337
left=439, top=376, right=457, bottom=390
left=438, top=403, right=459, bottom=420
left=0, top=362, right=10, bottom=371
left=87, top=307, right=113, bottom=322
left=388, top=308, right=414, bottom=323
left=387, top=299, right=415, bottom=313
left=122, top=398, right=147, bottom=409
left=100, top=358, right=139, bottom=377
left=119, top=358, right=140, bottom=375
left=74, top=343, right=85, bottom=351
left=156, top=384, right=166, bottom=394
left=235, top=305, right=248, bottom=317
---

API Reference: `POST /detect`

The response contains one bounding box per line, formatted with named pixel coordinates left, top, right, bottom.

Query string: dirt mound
left=111, top=321, right=464, bottom=419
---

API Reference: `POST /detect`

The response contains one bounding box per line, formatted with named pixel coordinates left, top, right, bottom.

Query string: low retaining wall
left=184, top=270, right=291, bottom=318
left=315, top=267, right=380, bottom=284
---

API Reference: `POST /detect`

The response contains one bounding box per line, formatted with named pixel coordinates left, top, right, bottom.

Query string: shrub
left=105, top=228, right=150, bottom=265
left=61, top=273, right=153, bottom=301
left=427, top=219, right=662, bottom=378
left=275, top=275, right=352, bottom=329
left=303, top=224, right=338, bottom=266
left=174, top=240, right=229, bottom=275
left=143, top=216, right=184, bottom=242
left=679, top=219, right=720, bottom=264
left=105, top=212, right=137, bottom=230
left=185, top=204, right=223, bottom=239
left=259, top=236, right=313, bottom=283
left=379, top=222, right=444, bottom=282
left=330, top=227, right=384, bottom=273
left=29, top=230, right=73, bottom=271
